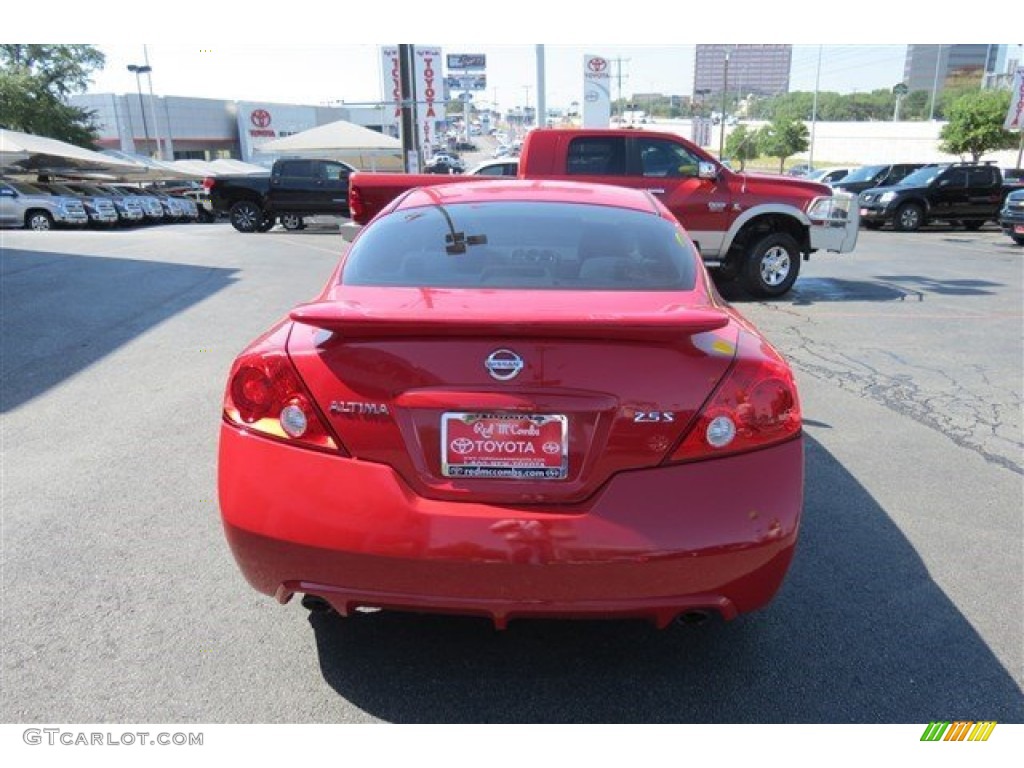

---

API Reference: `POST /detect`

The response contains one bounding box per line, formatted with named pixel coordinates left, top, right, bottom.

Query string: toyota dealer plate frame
left=441, top=412, right=568, bottom=480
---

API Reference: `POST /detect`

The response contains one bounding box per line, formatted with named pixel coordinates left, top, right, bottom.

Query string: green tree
left=758, top=117, right=809, bottom=172
left=939, top=90, right=1018, bottom=161
left=0, top=44, right=104, bottom=145
left=724, top=124, right=760, bottom=170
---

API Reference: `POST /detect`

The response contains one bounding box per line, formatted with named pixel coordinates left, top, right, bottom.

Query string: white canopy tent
left=0, top=128, right=147, bottom=176
left=98, top=150, right=202, bottom=181
left=257, top=120, right=401, bottom=170
left=160, top=158, right=269, bottom=179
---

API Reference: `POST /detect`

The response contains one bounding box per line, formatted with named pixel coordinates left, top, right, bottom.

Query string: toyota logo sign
left=587, top=57, right=608, bottom=73
left=250, top=109, right=272, bottom=129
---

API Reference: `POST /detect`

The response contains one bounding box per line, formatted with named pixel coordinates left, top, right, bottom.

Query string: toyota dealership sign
left=583, top=54, right=611, bottom=128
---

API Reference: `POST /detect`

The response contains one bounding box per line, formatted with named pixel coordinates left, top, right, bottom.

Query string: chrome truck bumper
left=807, top=191, right=859, bottom=253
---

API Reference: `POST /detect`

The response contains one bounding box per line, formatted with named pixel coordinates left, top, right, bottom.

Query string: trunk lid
left=287, top=287, right=738, bottom=504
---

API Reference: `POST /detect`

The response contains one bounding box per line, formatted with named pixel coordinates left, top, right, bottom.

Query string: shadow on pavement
left=307, top=435, right=1023, bottom=722
left=717, top=276, right=913, bottom=304
left=1, top=248, right=237, bottom=412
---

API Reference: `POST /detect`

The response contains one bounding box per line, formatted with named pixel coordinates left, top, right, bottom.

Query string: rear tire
left=893, top=202, right=924, bottom=232
left=26, top=210, right=54, bottom=231
left=742, top=232, right=801, bottom=298
left=229, top=201, right=263, bottom=233
left=1011, top=234, right=1024, bottom=246
left=256, top=214, right=276, bottom=232
left=280, top=214, right=305, bottom=231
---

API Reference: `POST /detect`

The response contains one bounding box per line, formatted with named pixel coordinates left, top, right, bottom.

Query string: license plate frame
left=441, top=412, right=568, bottom=480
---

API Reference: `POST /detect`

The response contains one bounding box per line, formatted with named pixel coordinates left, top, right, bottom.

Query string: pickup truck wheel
left=743, top=233, right=801, bottom=298
left=280, top=214, right=305, bottom=231
left=257, top=214, right=276, bottom=232
left=893, top=202, right=924, bottom=232
left=1011, top=234, right=1024, bottom=246
left=26, top=210, right=54, bottom=231
left=230, top=201, right=263, bottom=233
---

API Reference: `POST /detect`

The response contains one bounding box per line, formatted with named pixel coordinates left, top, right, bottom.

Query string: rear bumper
left=219, top=424, right=804, bottom=627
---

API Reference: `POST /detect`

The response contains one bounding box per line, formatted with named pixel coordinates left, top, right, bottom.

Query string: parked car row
left=0, top=178, right=206, bottom=230
left=836, top=162, right=1022, bottom=235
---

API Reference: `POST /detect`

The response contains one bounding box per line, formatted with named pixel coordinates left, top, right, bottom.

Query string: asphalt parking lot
left=2, top=222, right=1021, bottom=723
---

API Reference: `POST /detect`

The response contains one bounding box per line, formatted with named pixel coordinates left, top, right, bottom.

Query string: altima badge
left=485, top=349, right=524, bottom=381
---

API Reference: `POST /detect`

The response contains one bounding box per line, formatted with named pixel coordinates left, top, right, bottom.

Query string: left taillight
left=669, top=330, right=801, bottom=463
left=348, top=184, right=365, bottom=224
left=223, top=349, right=341, bottom=453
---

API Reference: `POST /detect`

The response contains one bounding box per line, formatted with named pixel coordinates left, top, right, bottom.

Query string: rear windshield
left=899, top=166, right=946, bottom=186
left=342, top=201, right=698, bottom=291
left=840, top=165, right=885, bottom=183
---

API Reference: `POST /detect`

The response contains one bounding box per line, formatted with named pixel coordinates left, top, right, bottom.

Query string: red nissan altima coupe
left=218, top=180, right=803, bottom=629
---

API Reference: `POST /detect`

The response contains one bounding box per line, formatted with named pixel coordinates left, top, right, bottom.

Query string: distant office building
left=693, top=45, right=792, bottom=97
left=903, top=45, right=1004, bottom=93
left=69, top=93, right=398, bottom=165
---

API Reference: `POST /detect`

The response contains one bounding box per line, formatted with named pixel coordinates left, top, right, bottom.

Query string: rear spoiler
left=290, top=301, right=729, bottom=341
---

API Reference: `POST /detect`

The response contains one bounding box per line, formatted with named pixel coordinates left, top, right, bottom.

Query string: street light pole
left=809, top=45, right=822, bottom=171
left=928, top=44, right=943, bottom=121
left=142, top=46, right=164, bottom=159
left=127, top=64, right=151, bottom=156
left=719, top=49, right=730, bottom=159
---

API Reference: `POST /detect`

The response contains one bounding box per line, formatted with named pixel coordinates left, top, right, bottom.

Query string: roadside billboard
left=447, top=54, right=486, bottom=70
left=583, top=54, right=611, bottom=128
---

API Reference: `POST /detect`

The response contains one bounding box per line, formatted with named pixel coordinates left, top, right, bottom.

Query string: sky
left=87, top=44, right=922, bottom=111
left=9, top=2, right=1022, bottom=112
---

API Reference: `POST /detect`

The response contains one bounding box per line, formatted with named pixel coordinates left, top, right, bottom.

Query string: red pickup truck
left=349, top=129, right=859, bottom=297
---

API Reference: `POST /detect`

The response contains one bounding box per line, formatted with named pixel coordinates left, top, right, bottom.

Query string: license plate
left=441, top=413, right=568, bottom=480
left=1015, top=224, right=1024, bottom=234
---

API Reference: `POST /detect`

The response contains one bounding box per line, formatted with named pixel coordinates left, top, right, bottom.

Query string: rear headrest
left=577, top=224, right=631, bottom=261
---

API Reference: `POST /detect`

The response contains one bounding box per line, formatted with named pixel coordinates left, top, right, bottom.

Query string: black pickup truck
left=206, top=158, right=355, bottom=233
left=857, top=162, right=1021, bottom=232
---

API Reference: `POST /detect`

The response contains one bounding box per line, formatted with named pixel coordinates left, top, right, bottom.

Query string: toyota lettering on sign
left=381, top=46, right=402, bottom=118
left=236, top=102, right=318, bottom=162
left=582, top=54, right=611, bottom=128
left=415, top=45, right=445, bottom=156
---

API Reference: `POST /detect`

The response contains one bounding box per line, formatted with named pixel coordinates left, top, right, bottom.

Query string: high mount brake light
left=223, top=350, right=340, bottom=453
left=670, top=331, right=801, bottom=463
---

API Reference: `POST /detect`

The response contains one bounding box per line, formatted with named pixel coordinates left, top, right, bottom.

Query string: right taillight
left=223, top=347, right=342, bottom=454
left=669, top=330, right=801, bottom=463
left=202, top=177, right=215, bottom=191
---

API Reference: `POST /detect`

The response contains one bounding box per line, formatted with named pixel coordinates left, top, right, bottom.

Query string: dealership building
left=68, top=93, right=400, bottom=166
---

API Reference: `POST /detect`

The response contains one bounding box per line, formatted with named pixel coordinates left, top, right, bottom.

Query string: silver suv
left=0, top=179, right=89, bottom=230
